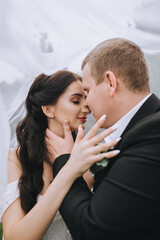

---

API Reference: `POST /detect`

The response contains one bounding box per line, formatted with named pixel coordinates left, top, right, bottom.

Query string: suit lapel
left=121, top=94, right=160, bottom=137
left=94, top=94, right=160, bottom=191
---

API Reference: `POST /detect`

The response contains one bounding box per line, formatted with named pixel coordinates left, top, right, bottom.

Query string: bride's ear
left=41, top=105, right=55, bottom=118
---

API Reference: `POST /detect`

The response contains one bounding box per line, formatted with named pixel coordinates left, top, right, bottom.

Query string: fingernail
left=112, top=123, right=119, bottom=130
left=116, top=137, right=121, bottom=142
left=78, top=125, right=82, bottom=130
left=113, top=150, right=120, bottom=154
left=46, top=128, right=50, bottom=135
left=100, top=114, right=106, bottom=121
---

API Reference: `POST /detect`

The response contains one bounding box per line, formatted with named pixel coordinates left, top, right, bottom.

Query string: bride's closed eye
left=72, top=101, right=80, bottom=104
left=72, top=97, right=81, bottom=104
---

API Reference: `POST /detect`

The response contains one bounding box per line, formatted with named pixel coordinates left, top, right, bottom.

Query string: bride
left=0, top=70, right=119, bottom=240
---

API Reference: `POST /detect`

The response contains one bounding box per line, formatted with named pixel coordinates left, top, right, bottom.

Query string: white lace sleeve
left=0, top=180, right=20, bottom=221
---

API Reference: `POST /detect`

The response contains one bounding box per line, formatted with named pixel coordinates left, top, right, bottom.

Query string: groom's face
left=82, top=63, right=111, bottom=128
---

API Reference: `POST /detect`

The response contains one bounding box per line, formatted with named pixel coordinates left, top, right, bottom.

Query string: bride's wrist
left=61, top=160, right=80, bottom=181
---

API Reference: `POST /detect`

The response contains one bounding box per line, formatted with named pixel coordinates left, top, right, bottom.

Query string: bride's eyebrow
left=70, top=93, right=83, bottom=97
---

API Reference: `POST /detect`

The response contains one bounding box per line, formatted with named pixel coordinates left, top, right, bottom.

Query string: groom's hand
left=45, top=120, right=74, bottom=164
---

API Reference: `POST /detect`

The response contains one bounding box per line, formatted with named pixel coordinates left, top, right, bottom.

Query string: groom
left=48, top=38, right=160, bottom=239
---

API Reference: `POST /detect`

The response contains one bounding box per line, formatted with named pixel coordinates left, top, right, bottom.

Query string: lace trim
left=0, top=180, right=19, bottom=221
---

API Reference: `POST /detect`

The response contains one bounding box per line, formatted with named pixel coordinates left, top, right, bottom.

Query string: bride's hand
left=65, top=115, right=120, bottom=178
left=45, top=120, right=74, bottom=164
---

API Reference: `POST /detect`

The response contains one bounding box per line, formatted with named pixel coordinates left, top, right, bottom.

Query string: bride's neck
left=48, top=121, right=64, bottom=138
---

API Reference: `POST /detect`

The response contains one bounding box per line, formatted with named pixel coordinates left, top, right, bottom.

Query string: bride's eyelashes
left=71, top=93, right=86, bottom=105
left=71, top=96, right=81, bottom=105
left=72, top=101, right=80, bottom=104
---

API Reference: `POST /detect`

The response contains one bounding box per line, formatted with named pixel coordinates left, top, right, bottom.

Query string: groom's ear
left=105, top=71, right=117, bottom=97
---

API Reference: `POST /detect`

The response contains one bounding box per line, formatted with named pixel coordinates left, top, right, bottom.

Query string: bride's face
left=51, top=80, right=91, bottom=132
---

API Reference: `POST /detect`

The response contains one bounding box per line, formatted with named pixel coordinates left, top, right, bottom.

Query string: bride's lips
left=77, top=117, right=87, bottom=123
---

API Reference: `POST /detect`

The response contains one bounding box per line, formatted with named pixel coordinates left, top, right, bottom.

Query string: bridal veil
left=0, top=0, right=160, bottom=195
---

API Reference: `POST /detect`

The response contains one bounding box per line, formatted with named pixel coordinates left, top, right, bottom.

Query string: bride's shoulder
left=8, top=148, right=22, bottom=184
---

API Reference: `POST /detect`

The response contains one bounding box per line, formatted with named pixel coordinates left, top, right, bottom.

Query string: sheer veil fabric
left=0, top=0, right=160, bottom=194
left=0, top=93, right=10, bottom=195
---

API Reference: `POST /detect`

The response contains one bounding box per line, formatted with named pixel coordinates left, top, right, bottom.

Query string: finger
left=45, top=137, right=54, bottom=150
left=90, top=126, right=117, bottom=146
left=46, top=128, right=57, bottom=140
left=93, top=138, right=121, bottom=154
left=75, top=125, right=84, bottom=144
left=45, top=136, right=52, bottom=147
left=91, top=149, right=120, bottom=162
left=45, top=136, right=53, bottom=145
left=47, top=145, right=55, bottom=155
left=45, top=136, right=49, bottom=144
left=84, top=114, right=106, bottom=140
left=106, top=150, right=120, bottom=158
left=63, top=120, right=73, bottom=142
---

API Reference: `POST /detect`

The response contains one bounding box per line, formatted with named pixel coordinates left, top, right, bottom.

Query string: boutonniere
left=90, top=138, right=121, bottom=175
left=90, top=152, right=109, bottom=175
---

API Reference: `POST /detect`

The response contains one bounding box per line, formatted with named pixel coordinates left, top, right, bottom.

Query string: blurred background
left=0, top=1, right=160, bottom=237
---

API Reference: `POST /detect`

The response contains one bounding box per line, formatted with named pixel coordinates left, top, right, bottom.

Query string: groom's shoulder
left=129, top=111, right=160, bottom=139
left=123, top=110, right=160, bottom=141
left=148, top=93, right=160, bottom=109
left=143, top=110, right=160, bottom=125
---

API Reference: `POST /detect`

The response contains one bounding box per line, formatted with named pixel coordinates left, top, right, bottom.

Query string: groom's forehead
left=82, top=75, right=96, bottom=90
left=82, top=63, right=96, bottom=89
left=81, top=79, right=86, bottom=87
left=81, top=80, right=89, bottom=91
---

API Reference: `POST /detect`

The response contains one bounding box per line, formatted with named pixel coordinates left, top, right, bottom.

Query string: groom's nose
left=82, top=99, right=91, bottom=114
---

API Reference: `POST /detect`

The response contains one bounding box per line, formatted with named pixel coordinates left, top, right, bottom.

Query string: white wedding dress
left=0, top=181, right=72, bottom=240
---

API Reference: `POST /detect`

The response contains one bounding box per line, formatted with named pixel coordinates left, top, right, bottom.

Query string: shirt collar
left=104, top=93, right=152, bottom=143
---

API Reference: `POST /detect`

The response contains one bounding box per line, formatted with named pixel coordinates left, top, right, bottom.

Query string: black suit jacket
left=53, top=94, right=160, bottom=240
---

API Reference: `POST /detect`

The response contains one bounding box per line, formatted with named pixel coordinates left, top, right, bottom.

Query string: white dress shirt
left=105, top=93, right=152, bottom=143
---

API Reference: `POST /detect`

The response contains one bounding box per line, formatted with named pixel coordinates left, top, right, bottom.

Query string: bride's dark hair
left=16, top=70, right=81, bottom=213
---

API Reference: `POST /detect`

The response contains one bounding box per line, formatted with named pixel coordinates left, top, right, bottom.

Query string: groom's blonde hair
left=81, top=38, right=150, bottom=93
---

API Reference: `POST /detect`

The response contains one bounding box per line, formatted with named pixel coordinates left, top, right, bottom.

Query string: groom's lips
left=77, top=117, right=87, bottom=123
